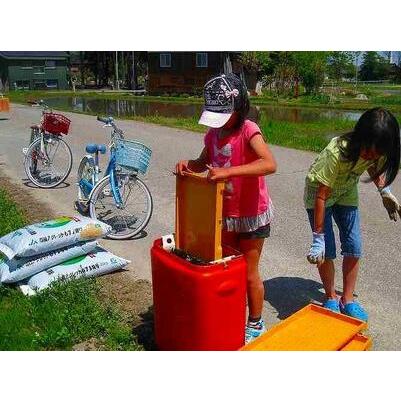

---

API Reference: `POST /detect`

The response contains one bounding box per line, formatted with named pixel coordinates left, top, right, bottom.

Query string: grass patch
left=0, top=188, right=28, bottom=236
left=259, top=115, right=355, bottom=152
left=0, top=189, right=141, bottom=351
left=0, top=279, right=141, bottom=350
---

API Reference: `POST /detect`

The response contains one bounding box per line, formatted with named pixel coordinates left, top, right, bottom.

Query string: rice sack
left=0, top=241, right=98, bottom=284
left=0, top=216, right=111, bottom=259
left=23, top=248, right=129, bottom=293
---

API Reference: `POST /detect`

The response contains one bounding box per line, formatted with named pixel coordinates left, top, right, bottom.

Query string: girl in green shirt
left=305, top=108, right=401, bottom=321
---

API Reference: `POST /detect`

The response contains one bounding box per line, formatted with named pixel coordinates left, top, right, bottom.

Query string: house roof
left=0, top=51, right=69, bottom=60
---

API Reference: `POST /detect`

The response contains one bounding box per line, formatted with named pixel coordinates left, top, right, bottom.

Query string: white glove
left=380, top=186, right=401, bottom=222
left=307, top=232, right=325, bottom=265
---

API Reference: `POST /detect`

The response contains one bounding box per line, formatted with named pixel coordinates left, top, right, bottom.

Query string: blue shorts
left=306, top=205, right=362, bottom=259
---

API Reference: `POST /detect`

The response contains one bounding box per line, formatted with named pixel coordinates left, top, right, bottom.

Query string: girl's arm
left=367, top=166, right=386, bottom=189
left=207, top=134, right=277, bottom=180
left=176, top=147, right=208, bottom=174
left=313, top=183, right=332, bottom=233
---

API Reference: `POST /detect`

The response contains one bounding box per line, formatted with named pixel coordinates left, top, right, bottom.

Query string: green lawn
left=0, top=188, right=141, bottom=351
left=259, top=115, right=355, bottom=153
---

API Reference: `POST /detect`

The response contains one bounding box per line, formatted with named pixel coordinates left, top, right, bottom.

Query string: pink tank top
left=204, top=120, right=272, bottom=219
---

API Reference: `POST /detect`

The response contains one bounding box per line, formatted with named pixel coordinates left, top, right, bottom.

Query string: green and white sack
left=0, top=216, right=111, bottom=259
left=0, top=241, right=98, bottom=284
left=20, top=248, right=129, bottom=294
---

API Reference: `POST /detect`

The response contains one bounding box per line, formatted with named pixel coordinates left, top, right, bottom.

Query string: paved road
left=1, top=104, right=400, bottom=350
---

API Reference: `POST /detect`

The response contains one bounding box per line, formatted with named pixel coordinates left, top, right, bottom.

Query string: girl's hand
left=380, top=187, right=401, bottom=221
left=175, top=160, right=191, bottom=175
left=307, top=232, right=325, bottom=265
left=206, top=164, right=231, bottom=181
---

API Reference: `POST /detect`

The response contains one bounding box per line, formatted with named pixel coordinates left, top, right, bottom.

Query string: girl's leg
left=318, top=259, right=337, bottom=299
left=332, top=205, right=362, bottom=303
left=332, top=205, right=367, bottom=320
left=342, top=256, right=360, bottom=303
left=306, top=207, right=337, bottom=301
left=239, top=237, right=265, bottom=319
left=221, top=230, right=240, bottom=252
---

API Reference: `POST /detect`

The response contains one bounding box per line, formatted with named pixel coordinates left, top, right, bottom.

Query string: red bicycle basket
left=42, top=113, right=71, bottom=135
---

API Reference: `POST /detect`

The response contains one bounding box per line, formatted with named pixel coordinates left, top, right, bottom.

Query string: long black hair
left=224, top=73, right=250, bottom=128
left=341, top=107, right=400, bottom=187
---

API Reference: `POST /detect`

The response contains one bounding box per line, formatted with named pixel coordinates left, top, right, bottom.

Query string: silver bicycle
left=23, top=100, right=73, bottom=189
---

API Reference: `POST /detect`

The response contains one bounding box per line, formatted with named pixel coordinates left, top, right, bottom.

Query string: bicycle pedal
left=102, top=189, right=111, bottom=196
left=22, top=147, right=28, bottom=155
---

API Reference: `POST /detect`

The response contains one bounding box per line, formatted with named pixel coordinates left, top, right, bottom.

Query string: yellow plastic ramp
left=340, top=333, right=372, bottom=351
left=240, top=304, right=367, bottom=351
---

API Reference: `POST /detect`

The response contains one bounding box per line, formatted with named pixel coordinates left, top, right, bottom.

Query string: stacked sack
left=0, top=216, right=130, bottom=295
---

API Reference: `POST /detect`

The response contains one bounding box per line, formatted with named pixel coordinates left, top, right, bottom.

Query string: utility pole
left=115, top=51, right=120, bottom=91
left=354, top=51, right=360, bottom=90
left=131, top=51, right=136, bottom=90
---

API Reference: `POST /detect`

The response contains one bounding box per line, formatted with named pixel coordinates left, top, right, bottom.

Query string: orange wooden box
left=340, top=333, right=372, bottom=351
left=0, top=97, right=10, bottom=112
left=240, top=304, right=367, bottom=351
left=175, top=172, right=224, bottom=262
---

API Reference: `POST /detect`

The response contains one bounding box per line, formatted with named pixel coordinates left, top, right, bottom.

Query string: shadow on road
left=22, top=180, right=71, bottom=189
left=132, top=306, right=157, bottom=350
left=106, top=230, right=148, bottom=241
left=264, top=276, right=327, bottom=320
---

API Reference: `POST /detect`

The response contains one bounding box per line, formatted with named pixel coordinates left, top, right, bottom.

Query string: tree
left=268, top=52, right=297, bottom=96
left=239, top=52, right=274, bottom=79
left=293, top=52, right=329, bottom=94
left=327, top=52, right=354, bottom=82
left=359, top=51, right=391, bottom=81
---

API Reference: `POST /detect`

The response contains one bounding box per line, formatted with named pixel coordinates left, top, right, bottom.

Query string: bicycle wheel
left=25, top=128, right=40, bottom=174
left=89, top=172, right=153, bottom=239
left=76, top=155, right=96, bottom=214
left=24, top=135, right=73, bottom=189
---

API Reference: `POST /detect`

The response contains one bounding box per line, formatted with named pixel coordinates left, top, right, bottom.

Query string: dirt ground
left=0, top=172, right=155, bottom=350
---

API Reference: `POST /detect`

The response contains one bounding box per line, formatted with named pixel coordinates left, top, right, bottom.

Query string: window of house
left=160, top=53, right=171, bottom=68
left=196, top=53, right=208, bottom=68
left=15, top=80, right=30, bottom=90
left=34, top=66, right=45, bottom=74
left=46, top=79, right=58, bottom=89
left=33, top=80, right=46, bottom=89
left=45, top=60, right=56, bottom=69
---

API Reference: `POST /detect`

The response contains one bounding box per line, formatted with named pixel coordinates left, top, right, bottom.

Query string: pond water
left=44, top=97, right=362, bottom=124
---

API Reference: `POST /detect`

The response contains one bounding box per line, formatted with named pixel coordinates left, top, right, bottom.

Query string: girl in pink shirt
left=176, top=73, right=277, bottom=344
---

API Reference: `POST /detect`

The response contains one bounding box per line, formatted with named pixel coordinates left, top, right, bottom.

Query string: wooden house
left=147, top=52, right=243, bottom=95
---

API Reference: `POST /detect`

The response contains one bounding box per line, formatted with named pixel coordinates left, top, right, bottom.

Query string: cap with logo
left=198, top=73, right=246, bottom=128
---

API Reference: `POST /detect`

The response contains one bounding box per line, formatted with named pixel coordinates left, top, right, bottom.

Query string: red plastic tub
left=151, top=238, right=247, bottom=351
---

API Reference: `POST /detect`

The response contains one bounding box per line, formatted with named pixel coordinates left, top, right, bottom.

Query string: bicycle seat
left=86, top=144, right=107, bottom=154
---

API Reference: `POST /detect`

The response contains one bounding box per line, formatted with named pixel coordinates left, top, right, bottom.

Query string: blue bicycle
left=76, top=116, right=153, bottom=239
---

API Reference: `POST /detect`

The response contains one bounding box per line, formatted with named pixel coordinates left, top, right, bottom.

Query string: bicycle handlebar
left=97, top=116, right=124, bottom=139
left=28, top=99, right=50, bottom=111
left=97, top=116, right=113, bottom=124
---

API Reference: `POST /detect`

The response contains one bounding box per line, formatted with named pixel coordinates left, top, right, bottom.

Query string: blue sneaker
left=322, top=298, right=340, bottom=313
left=340, top=299, right=368, bottom=322
left=245, top=319, right=266, bottom=344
